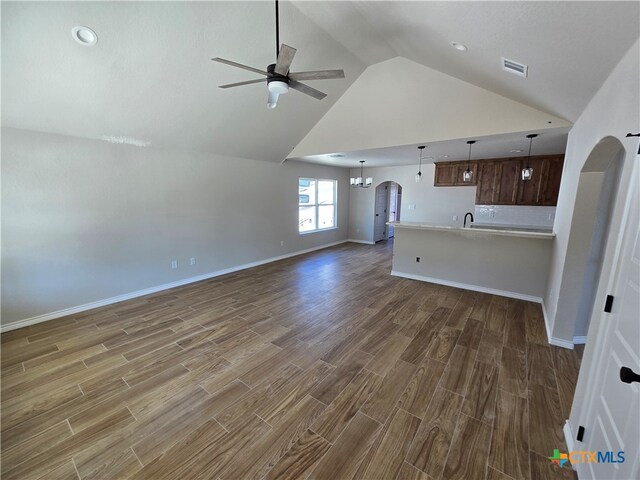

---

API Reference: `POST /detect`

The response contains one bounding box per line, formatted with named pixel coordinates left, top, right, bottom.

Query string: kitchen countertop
left=387, top=221, right=555, bottom=239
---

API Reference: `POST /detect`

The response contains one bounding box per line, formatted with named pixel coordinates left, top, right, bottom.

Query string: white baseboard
left=390, top=270, right=543, bottom=303
left=346, top=239, right=375, bottom=245
left=573, top=335, right=587, bottom=345
left=1, top=240, right=349, bottom=333
left=563, top=420, right=579, bottom=472
left=541, top=301, right=576, bottom=350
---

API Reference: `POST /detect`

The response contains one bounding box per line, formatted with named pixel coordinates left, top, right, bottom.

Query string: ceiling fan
left=211, top=0, right=345, bottom=109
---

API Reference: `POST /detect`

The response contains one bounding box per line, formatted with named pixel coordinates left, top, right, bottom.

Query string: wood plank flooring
left=1, top=241, right=582, bottom=479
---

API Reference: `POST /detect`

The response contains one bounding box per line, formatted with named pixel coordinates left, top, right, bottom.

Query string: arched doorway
left=555, top=136, right=625, bottom=344
left=373, top=181, right=403, bottom=242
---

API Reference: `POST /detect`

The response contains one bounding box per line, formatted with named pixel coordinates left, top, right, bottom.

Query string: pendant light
left=350, top=160, right=372, bottom=188
left=415, top=146, right=426, bottom=183
left=463, top=140, right=476, bottom=182
left=522, top=134, right=538, bottom=181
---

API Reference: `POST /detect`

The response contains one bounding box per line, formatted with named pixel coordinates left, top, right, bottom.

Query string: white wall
left=1, top=127, right=350, bottom=326
left=544, top=39, right=640, bottom=345
left=348, top=163, right=477, bottom=243
left=289, top=56, right=570, bottom=158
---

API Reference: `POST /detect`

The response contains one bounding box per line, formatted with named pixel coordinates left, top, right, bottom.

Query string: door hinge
left=577, top=425, right=585, bottom=442
left=604, top=295, right=614, bottom=313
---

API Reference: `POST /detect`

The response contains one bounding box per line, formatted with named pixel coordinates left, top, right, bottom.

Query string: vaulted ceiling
left=2, top=1, right=638, bottom=164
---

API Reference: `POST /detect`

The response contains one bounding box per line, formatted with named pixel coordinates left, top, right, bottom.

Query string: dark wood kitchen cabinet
left=475, top=154, right=565, bottom=206
left=476, top=161, right=499, bottom=203
left=434, top=162, right=456, bottom=186
left=434, top=161, right=477, bottom=186
left=438, top=154, right=564, bottom=205
left=454, top=162, right=478, bottom=186
left=495, top=159, right=521, bottom=204
left=539, top=156, right=565, bottom=205
left=516, top=156, right=545, bottom=205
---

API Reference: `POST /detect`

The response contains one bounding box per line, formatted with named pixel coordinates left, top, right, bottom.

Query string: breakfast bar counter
left=388, top=222, right=554, bottom=301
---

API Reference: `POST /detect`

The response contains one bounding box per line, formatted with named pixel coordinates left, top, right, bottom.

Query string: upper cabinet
left=476, top=162, right=499, bottom=203
left=539, top=156, right=565, bottom=206
left=495, top=159, right=521, bottom=204
left=434, top=161, right=477, bottom=186
left=474, top=154, right=565, bottom=206
left=434, top=154, right=564, bottom=206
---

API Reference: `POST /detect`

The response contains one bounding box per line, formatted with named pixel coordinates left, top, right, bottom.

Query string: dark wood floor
left=1, top=241, right=583, bottom=480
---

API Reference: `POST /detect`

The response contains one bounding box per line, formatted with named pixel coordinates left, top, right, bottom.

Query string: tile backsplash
left=474, top=205, right=556, bottom=228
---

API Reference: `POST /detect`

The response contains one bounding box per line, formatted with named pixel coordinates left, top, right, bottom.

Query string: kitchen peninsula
left=388, top=222, right=554, bottom=301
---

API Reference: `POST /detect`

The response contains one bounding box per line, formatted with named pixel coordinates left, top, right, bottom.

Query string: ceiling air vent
left=501, top=57, right=528, bottom=78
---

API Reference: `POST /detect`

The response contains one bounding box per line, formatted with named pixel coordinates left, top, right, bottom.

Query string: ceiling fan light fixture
left=268, top=80, right=289, bottom=95
left=267, top=91, right=279, bottom=109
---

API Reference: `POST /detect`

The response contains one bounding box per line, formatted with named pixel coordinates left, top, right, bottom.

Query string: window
left=299, top=178, right=337, bottom=233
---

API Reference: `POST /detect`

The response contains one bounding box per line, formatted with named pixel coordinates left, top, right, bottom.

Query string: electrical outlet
left=171, top=260, right=178, bottom=269
left=490, top=209, right=495, bottom=218
left=416, top=257, right=420, bottom=263
left=280, top=241, right=284, bottom=247
left=548, top=213, right=553, bottom=220
left=356, top=228, right=360, bottom=233
left=453, top=215, right=458, bottom=221
left=190, top=257, right=196, bottom=266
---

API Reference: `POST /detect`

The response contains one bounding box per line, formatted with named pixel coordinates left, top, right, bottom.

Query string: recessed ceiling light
left=329, top=154, right=345, bottom=158
left=72, top=26, right=98, bottom=46
left=450, top=42, right=467, bottom=52
left=510, top=149, right=524, bottom=153
left=441, top=155, right=449, bottom=158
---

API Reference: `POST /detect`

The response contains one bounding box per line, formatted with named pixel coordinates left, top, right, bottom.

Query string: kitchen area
left=388, top=144, right=564, bottom=302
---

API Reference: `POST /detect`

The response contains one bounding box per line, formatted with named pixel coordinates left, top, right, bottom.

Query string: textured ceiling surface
left=295, top=1, right=640, bottom=122
left=1, top=1, right=366, bottom=162
left=2, top=1, right=638, bottom=164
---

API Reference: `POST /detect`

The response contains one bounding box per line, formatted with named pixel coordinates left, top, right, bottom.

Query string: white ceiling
left=295, top=1, right=640, bottom=122
left=2, top=2, right=638, bottom=165
left=293, top=127, right=570, bottom=168
left=1, top=1, right=366, bottom=162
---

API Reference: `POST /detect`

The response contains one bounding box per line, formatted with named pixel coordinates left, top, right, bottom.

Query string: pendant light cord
left=465, top=140, right=476, bottom=174
left=526, top=135, right=533, bottom=168
left=417, top=146, right=425, bottom=177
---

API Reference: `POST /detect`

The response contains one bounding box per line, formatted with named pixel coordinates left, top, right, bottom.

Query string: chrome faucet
left=463, top=212, right=474, bottom=228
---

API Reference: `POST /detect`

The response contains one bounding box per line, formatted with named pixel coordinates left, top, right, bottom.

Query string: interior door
left=388, top=182, right=398, bottom=238
left=374, top=183, right=387, bottom=242
left=581, top=179, right=639, bottom=479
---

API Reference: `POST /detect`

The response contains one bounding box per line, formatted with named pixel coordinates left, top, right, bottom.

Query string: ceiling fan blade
left=211, top=57, right=268, bottom=76
left=274, top=44, right=297, bottom=76
left=288, top=70, right=345, bottom=81
left=219, top=78, right=266, bottom=89
left=289, top=80, right=327, bottom=100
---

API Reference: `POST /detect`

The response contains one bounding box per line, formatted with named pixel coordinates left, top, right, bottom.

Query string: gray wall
left=392, top=227, right=553, bottom=300
left=348, top=163, right=477, bottom=243
left=1, top=128, right=350, bottom=326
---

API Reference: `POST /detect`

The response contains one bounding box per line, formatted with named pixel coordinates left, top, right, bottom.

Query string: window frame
left=298, top=177, right=338, bottom=234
